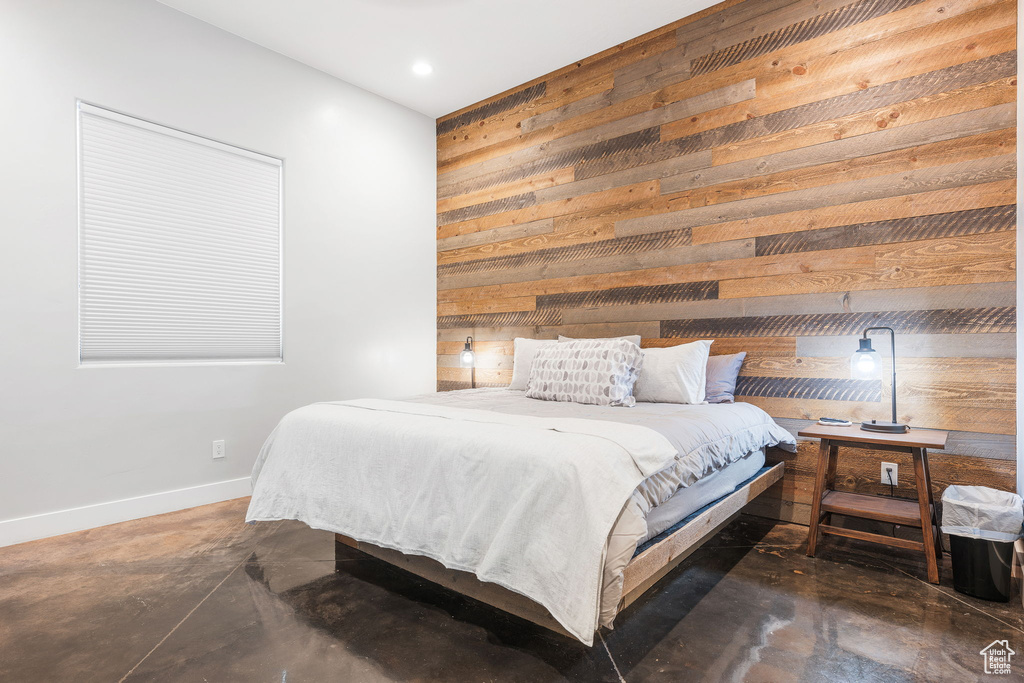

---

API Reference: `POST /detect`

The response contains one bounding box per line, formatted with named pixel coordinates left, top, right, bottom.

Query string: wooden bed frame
left=334, top=462, right=784, bottom=639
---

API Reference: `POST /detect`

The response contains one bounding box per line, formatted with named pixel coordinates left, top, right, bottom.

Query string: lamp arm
left=861, top=326, right=897, bottom=425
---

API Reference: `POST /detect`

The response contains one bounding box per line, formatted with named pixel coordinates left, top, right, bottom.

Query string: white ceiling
left=157, top=0, right=720, bottom=118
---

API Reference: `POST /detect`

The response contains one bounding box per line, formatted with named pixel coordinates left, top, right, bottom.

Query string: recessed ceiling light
left=412, top=61, right=433, bottom=76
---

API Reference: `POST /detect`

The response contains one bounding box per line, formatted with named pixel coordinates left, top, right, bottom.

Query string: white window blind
left=78, top=102, right=282, bottom=364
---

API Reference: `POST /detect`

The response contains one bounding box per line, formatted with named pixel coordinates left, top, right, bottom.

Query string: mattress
left=642, top=448, right=766, bottom=543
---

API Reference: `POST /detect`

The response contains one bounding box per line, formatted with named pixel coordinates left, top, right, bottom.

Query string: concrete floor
left=1, top=499, right=1021, bottom=682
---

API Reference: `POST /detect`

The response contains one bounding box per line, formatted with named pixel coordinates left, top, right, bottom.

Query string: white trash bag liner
left=941, top=485, right=1024, bottom=543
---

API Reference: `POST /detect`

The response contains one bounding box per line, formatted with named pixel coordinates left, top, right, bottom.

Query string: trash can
left=941, top=485, right=1024, bottom=602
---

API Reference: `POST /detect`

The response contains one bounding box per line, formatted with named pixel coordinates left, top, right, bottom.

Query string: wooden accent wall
left=435, top=0, right=1017, bottom=523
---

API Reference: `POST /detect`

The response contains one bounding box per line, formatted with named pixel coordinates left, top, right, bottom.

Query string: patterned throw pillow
left=526, top=338, right=644, bottom=407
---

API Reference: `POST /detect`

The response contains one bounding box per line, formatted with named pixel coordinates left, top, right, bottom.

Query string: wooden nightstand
left=798, top=423, right=948, bottom=584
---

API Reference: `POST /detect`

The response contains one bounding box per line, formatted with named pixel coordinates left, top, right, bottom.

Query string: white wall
left=0, top=0, right=437, bottom=544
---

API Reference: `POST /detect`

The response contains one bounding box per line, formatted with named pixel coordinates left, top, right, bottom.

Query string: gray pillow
left=705, top=352, right=746, bottom=403
left=526, top=338, right=643, bottom=407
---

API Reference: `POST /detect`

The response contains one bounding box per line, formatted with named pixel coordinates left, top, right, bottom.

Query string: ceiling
left=157, top=0, right=720, bottom=118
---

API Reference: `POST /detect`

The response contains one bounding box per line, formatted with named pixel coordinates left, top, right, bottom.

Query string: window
left=77, top=102, right=282, bottom=364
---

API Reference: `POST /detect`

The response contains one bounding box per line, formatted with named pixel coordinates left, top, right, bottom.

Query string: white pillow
left=633, top=340, right=713, bottom=404
left=509, top=338, right=555, bottom=391
left=558, top=334, right=641, bottom=347
left=526, top=338, right=644, bottom=407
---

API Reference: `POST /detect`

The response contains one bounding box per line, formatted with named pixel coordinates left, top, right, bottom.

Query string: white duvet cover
left=246, top=391, right=795, bottom=644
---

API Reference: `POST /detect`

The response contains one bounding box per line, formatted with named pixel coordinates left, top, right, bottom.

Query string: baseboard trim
left=0, top=476, right=252, bottom=548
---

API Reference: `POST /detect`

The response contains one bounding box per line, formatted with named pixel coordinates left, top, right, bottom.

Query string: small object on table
left=799, top=422, right=947, bottom=584
left=818, top=417, right=852, bottom=427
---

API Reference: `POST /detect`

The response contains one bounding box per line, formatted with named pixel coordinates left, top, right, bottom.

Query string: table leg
left=913, top=447, right=940, bottom=583
left=920, top=448, right=942, bottom=559
left=807, top=439, right=832, bottom=557
left=824, top=443, right=839, bottom=525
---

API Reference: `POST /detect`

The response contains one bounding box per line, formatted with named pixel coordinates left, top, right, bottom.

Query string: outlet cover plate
left=881, top=461, right=898, bottom=487
left=212, top=440, right=225, bottom=459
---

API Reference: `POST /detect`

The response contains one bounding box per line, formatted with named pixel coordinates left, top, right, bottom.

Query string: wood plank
left=437, top=168, right=575, bottom=215
left=563, top=282, right=1015, bottom=325
left=438, top=236, right=754, bottom=292
left=715, top=75, right=1017, bottom=166
left=536, top=281, right=718, bottom=309
left=438, top=74, right=615, bottom=164
left=661, top=307, right=1015, bottom=339
left=438, top=224, right=615, bottom=267
left=720, top=231, right=1016, bottom=299
left=437, top=354, right=512, bottom=370
left=661, top=128, right=1015, bottom=215
left=742, top=356, right=1016, bottom=384
left=735, top=376, right=883, bottom=402
left=521, top=59, right=691, bottom=135
left=819, top=490, right=928, bottom=526
left=437, top=296, right=536, bottom=317
left=438, top=244, right=878, bottom=301
left=436, top=326, right=548, bottom=342
left=436, top=366, right=512, bottom=385
left=742, top=397, right=1014, bottom=435
left=659, top=11, right=1011, bottom=145
left=436, top=218, right=554, bottom=252
left=662, top=103, right=1015, bottom=194
left=818, top=524, right=926, bottom=551
left=691, top=179, right=1015, bottom=245
left=438, top=180, right=661, bottom=239
left=755, top=204, right=1014, bottom=256
left=529, top=149, right=710, bottom=207
left=437, top=83, right=546, bottom=136
left=691, top=0, right=929, bottom=77
left=438, top=309, right=561, bottom=330
left=440, top=224, right=692, bottom=273
left=799, top=423, right=947, bottom=449
left=436, top=339, right=514, bottom=356
left=617, top=154, right=1016, bottom=238
left=796, top=333, right=1017, bottom=358
left=754, top=3, right=1015, bottom=102
left=643, top=336, right=798, bottom=357
left=535, top=321, right=661, bottom=341
left=655, top=0, right=1013, bottom=144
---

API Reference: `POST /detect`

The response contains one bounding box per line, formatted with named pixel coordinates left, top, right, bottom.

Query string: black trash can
left=941, top=485, right=1023, bottom=603
left=948, top=534, right=1015, bottom=602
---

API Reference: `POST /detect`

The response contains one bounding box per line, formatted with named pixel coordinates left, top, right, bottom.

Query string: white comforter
left=246, top=394, right=795, bottom=644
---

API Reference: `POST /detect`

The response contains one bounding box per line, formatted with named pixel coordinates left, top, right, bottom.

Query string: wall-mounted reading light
left=460, top=336, right=475, bottom=389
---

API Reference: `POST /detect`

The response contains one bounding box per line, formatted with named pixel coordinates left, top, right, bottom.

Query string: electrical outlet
left=212, top=440, right=225, bottom=460
left=881, top=462, right=898, bottom=487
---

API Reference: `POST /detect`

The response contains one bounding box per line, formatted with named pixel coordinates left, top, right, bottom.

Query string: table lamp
left=850, top=326, right=908, bottom=433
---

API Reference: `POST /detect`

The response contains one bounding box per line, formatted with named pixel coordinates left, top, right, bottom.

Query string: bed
left=246, top=387, right=795, bottom=645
